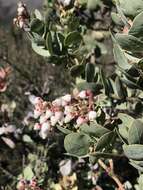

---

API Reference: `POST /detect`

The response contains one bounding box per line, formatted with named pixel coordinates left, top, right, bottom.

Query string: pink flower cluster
left=17, top=178, right=42, bottom=190
left=32, top=90, right=97, bottom=139
left=13, top=2, right=30, bottom=29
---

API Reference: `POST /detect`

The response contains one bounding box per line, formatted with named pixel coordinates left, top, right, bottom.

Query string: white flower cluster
left=32, top=90, right=97, bottom=139
left=13, top=2, right=30, bottom=29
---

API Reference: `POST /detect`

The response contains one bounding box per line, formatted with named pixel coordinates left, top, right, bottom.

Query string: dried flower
left=13, top=1, right=30, bottom=30
left=17, top=178, right=42, bottom=190
left=0, top=66, right=11, bottom=92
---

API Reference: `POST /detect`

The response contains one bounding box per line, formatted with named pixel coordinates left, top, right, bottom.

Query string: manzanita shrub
left=3, top=0, right=143, bottom=189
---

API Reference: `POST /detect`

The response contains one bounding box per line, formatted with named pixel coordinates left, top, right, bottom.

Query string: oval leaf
left=64, top=31, right=82, bottom=47
left=128, top=120, right=143, bottom=144
left=115, top=34, right=143, bottom=52
left=123, top=144, right=143, bottom=161
left=80, top=123, right=110, bottom=137
left=64, top=133, right=91, bottom=157
left=96, top=131, right=115, bottom=151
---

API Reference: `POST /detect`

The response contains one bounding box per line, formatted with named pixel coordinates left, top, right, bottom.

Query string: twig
left=0, top=165, right=17, bottom=180
left=0, top=56, right=33, bottom=83
left=98, top=159, right=124, bottom=190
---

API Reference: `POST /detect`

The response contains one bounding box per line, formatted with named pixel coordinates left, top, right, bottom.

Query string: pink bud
left=55, top=111, right=63, bottom=121
left=13, top=18, right=18, bottom=25
left=62, top=94, right=72, bottom=103
left=17, top=7, right=25, bottom=15
left=76, top=116, right=86, bottom=126
left=64, top=114, right=73, bottom=123
left=34, top=97, right=43, bottom=105
left=0, top=127, right=7, bottom=135
left=34, top=109, right=42, bottom=119
left=61, top=100, right=68, bottom=106
left=88, top=111, right=96, bottom=121
left=40, top=122, right=51, bottom=139
left=6, top=125, right=16, bottom=133
left=50, top=116, right=58, bottom=126
left=34, top=123, right=41, bottom=130
left=64, top=105, right=73, bottom=115
left=78, top=91, right=87, bottom=99
left=52, top=98, right=62, bottom=107
left=46, top=109, right=53, bottom=119
left=19, top=20, right=25, bottom=28
left=39, top=114, right=48, bottom=124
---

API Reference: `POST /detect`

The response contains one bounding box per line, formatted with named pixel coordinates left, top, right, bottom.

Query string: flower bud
left=62, top=94, right=72, bottom=103
left=64, top=105, right=72, bottom=115
left=88, top=111, right=96, bottom=121
left=40, top=122, right=51, bottom=139
left=39, top=114, right=47, bottom=124
left=50, top=116, right=58, bottom=126
left=0, top=127, right=7, bottom=135
left=34, top=97, right=43, bottom=105
left=19, top=20, right=25, bottom=28
left=34, top=123, right=41, bottom=130
left=46, top=109, right=53, bottom=119
left=6, top=125, right=16, bottom=133
left=64, top=114, right=73, bottom=123
left=55, top=111, right=64, bottom=121
left=52, top=98, right=62, bottom=107
left=34, top=109, right=42, bottom=119
left=78, top=91, right=87, bottom=99
left=17, top=7, right=25, bottom=15
left=76, top=117, right=86, bottom=126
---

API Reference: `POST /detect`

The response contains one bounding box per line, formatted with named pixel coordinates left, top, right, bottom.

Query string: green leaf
left=111, top=12, right=124, bottom=26
left=113, top=43, right=132, bottom=70
left=116, top=2, right=129, bottom=26
left=129, top=11, right=143, bottom=39
left=115, top=33, right=143, bottom=52
left=76, top=82, right=102, bottom=95
left=118, top=113, right=134, bottom=140
left=64, top=31, right=82, bottom=47
left=130, top=161, right=143, bottom=172
left=46, top=32, right=53, bottom=55
left=23, top=166, right=34, bottom=180
left=115, top=76, right=127, bottom=99
left=80, top=123, right=110, bottom=137
left=57, top=126, right=72, bottom=135
left=121, top=78, right=142, bottom=90
left=70, top=64, right=84, bottom=77
left=30, top=18, right=44, bottom=35
left=64, top=133, right=91, bottom=157
left=34, top=9, right=43, bottom=20
left=96, top=131, right=115, bottom=152
left=128, top=120, right=143, bottom=144
left=32, top=42, right=50, bottom=57
left=123, top=144, right=143, bottom=161
left=78, top=0, right=87, bottom=6
left=87, top=0, right=101, bottom=10
left=100, top=69, right=110, bottom=96
left=85, top=63, right=95, bottom=82
left=119, top=0, right=143, bottom=17
left=57, top=32, right=65, bottom=52
left=130, top=160, right=143, bottom=167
